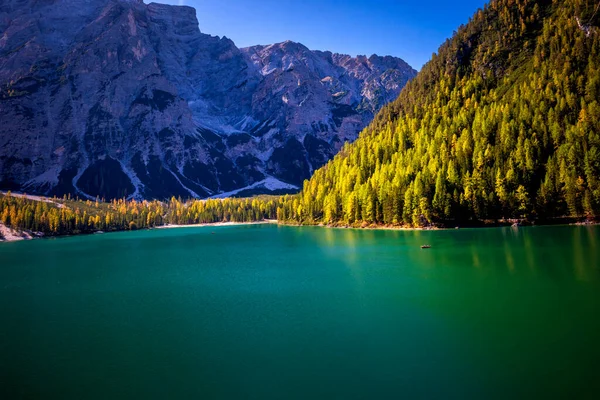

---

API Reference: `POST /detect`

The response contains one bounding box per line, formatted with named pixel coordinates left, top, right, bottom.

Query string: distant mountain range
left=0, top=0, right=416, bottom=199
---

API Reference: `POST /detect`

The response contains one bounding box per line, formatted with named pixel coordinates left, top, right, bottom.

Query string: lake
left=1, top=224, right=599, bottom=399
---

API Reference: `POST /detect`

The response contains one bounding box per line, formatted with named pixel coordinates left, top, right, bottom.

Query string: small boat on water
left=421, top=245, right=431, bottom=249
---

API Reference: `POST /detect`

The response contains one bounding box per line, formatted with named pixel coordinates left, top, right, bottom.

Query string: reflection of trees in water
left=309, top=225, right=599, bottom=283
left=572, top=226, right=599, bottom=282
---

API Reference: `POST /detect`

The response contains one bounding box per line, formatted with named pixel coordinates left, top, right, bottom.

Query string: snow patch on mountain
left=211, top=177, right=299, bottom=199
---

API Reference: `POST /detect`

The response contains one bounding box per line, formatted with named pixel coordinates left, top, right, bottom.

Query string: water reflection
left=503, top=238, right=516, bottom=274
left=522, top=233, right=537, bottom=274
left=369, top=225, right=600, bottom=283
left=2, top=224, right=599, bottom=400
left=570, top=226, right=600, bottom=282
left=583, top=226, right=598, bottom=271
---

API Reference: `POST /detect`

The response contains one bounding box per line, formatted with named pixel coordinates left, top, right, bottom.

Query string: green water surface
left=1, top=225, right=599, bottom=399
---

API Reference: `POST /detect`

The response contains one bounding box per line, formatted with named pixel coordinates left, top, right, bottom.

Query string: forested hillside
left=277, top=0, right=600, bottom=226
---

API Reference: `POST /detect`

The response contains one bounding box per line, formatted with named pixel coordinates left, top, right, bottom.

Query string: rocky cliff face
left=0, top=0, right=416, bottom=199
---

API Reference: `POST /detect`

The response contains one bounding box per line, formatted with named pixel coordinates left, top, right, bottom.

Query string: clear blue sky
left=156, top=0, right=488, bottom=70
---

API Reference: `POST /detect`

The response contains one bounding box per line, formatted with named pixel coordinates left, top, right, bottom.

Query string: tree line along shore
left=0, top=192, right=278, bottom=240
left=0, top=191, right=596, bottom=242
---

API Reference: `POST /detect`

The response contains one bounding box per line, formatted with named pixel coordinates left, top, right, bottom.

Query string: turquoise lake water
left=1, top=224, right=599, bottom=399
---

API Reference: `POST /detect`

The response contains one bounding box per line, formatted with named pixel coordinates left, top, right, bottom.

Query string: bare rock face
left=0, top=0, right=416, bottom=199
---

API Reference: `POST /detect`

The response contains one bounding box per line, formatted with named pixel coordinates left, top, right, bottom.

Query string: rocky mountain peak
left=0, top=0, right=417, bottom=200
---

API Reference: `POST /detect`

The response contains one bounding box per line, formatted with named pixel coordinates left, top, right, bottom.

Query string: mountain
left=0, top=0, right=416, bottom=200
left=278, top=0, right=600, bottom=225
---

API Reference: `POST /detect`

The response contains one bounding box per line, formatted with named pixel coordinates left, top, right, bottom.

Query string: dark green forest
left=278, top=0, right=600, bottom=226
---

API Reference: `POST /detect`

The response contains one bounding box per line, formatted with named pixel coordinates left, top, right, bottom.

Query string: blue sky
left=157, top=0, right=488, bottom=70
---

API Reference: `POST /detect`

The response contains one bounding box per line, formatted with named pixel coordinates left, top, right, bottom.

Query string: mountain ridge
left=0, top=0, right=417, bottom=200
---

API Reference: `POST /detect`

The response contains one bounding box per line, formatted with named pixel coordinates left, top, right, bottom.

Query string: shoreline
left=277, top=222, right=442, bottom=232
left=0, top=223, right=34, bottom=242
left=279, top=217, right=600, bottom=232
left=1, top=218, right=597, bottom=243
left=155, top=220, right=277, bottom=229
left=0, top=220, right=278, bottom=243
